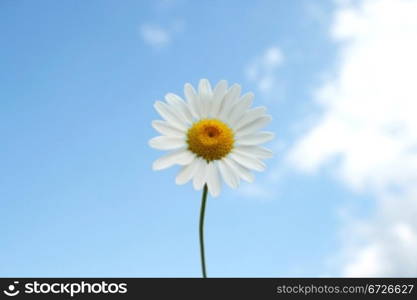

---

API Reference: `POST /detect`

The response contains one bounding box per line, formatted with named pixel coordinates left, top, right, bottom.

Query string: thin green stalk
left=199, top=184, right=208, bottom=278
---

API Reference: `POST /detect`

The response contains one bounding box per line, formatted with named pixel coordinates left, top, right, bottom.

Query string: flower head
left=149, top=79, right=274, bottom=197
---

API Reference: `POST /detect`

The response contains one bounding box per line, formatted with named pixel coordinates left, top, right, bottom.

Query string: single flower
left=149, top=79, right=274, bottom=278
left=149, top=79, right=274, bottom=197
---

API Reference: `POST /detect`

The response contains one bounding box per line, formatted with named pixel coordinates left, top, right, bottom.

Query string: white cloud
left=342, top=213, right=417, bottom=276
left=139, top=0, right=185, bottom=49
left=237, top=183, right=273, bottom=200
left=246, top=47, right=284, bottom=95
left=140, top=24, right=172, bottom=48
left=289, top=0, right=417, bottom=276
left=139, top=19, right=185, bottom=49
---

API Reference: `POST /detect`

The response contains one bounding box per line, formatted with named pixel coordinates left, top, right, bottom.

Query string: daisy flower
left=149, top=79, right=274, bottom=197
left=149, top=79, right=274, bottom=277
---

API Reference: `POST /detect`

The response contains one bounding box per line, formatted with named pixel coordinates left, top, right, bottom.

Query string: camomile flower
left=149, top=79, right=274, bottom=277
left=149, top=79, right=274, bottom=197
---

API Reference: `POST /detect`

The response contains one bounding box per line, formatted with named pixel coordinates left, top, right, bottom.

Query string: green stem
left=199, top=184, right=208, bottom=278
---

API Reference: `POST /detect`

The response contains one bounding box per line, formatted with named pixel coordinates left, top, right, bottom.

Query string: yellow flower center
left=187, top=119, right=234, bottom=161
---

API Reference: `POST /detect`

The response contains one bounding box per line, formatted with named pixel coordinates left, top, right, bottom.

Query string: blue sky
left=2, top=0, right=417, bottom=277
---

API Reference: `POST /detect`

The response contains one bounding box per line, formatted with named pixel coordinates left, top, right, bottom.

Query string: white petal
left=149, top=136, right=185, bottom=150
left=218, top=159, right=239, bottom=188
left=229, top=151, right=266, bottom=172
left=228, top=92, right=254, bottom=126
left=234, top=146, right=273, bottom=159
left=152, top=149, right=195, bottom=170
left=206, top=161, right=221, bottom=197
left=152, top=120, right=185, bottom=137
left=235, top=115, right=272, bottom=137
left=165, top=93, right=183, bottom=103
left=218, top=84, right=241, bottom=120
left=175, top=158, right=199, bottom=185
left=198, top=79, right=212, bottom=118
left=184, top=83, right=200, bottom=119
left=165, top=93, right=193, bottom=125
left=223, top=157, right=254, bottom=183
left=193, top=158, right=208, bottom=190
left=234, top=106, right=267, bottom=130
left=209, top=80, right=228, bottom=117
left=236, top=132, right=275, bottom=145
left=154, top=101, right=187, bottom=130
